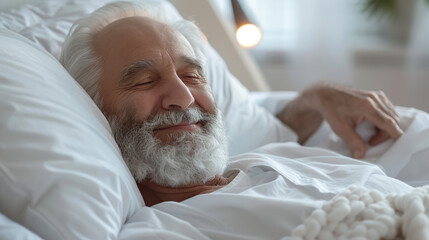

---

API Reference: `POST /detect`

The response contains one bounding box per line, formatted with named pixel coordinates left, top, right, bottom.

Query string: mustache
left=140, top=107, right=214, bottom=131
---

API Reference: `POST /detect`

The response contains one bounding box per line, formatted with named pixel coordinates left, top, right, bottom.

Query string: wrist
left=277, top=93, right=323, bottom=144
left=300, top=83, right=329, bottom=111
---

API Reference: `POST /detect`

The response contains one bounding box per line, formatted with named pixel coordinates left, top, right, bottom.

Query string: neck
left=137, top=174, right=234, bottom=206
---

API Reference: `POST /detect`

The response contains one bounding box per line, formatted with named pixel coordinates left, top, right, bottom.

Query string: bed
left=1, top=0, right=429, bottom=239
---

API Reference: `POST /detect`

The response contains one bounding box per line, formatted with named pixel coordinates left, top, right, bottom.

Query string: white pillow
left=0, top=0, right=297, bottom=155
left=0, top=213, right=43, bottom=240
left=0, top=0, right=182, bottom=59
left=0, top=28, right=142, bottom=239
left=204, top=47, right=297, bottom=154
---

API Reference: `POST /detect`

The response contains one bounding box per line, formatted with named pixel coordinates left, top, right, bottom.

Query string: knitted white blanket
left=284, top=185, right=429, bottom=240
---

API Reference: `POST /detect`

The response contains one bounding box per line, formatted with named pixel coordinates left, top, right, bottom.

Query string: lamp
left=231, top=0, right=262, bottom=48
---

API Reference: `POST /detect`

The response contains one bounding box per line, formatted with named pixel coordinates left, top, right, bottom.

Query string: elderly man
left=60, top=1, right=405, bottom=207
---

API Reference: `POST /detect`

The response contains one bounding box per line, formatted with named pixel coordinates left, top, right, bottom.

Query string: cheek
left=98, top=79, right=116, bottom=115
left=192, top=86, right=217, bottom=114
left=120, top=93, right=159, bottom=122
left=102, top=94, right=132, bottom=120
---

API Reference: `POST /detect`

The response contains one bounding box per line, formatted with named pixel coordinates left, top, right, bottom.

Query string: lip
left=153, top=122, right=201, bottom=132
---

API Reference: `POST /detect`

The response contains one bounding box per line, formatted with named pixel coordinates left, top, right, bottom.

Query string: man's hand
left=277, top=83, right=403, bottom=158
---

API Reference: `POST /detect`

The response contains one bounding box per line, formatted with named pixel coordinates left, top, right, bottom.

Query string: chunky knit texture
left=284, top=185, right=429, bottom=240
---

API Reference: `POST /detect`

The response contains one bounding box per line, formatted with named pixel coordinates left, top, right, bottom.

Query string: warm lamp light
left=231, top=0, right=262, bottom=48
left=235, top=23, right=262, bottom=48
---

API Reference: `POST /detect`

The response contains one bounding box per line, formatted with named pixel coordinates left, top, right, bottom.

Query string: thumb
left=332, top=121, right=366, bottom=159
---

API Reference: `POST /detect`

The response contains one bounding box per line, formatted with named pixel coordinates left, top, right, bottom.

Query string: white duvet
left=117, top=107, right=429, bottom=240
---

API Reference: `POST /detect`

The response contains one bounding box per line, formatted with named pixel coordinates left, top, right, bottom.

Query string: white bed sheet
left=118, top=106, right=428, bottom=240
left=306, top=106, right=429, bottom=187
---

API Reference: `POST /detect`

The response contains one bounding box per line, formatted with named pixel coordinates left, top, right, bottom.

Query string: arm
left=277, top=82, right=403, bottom=158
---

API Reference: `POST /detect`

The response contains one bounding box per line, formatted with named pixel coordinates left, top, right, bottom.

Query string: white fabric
left=0, top=0, right=297, bottom=156
left=250, top=91, right=299, bottom=115
left=306, top=106, right=429, bottom=187
left=252, top=91, right=429, bottom=186
left=0, top=0, right=181, bottom=59
left=205, top=48, right=298, bottom=155
left=0, top=28, right=142, bottom=240
left=118, top=143, right=413, bottom=239
left=0, top=213, right=43, bottom=240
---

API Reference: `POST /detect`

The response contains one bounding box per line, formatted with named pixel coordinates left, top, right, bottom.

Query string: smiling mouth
left=153, top=121, right=202, bottom=132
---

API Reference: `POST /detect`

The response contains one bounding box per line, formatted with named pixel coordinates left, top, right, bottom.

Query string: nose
left=161, top=74, right=195, bottom=110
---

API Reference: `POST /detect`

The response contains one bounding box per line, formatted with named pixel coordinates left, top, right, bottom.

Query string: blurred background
left=2, top=0, right=427, bottom=112
left=205, top=0, right=429, bottom=112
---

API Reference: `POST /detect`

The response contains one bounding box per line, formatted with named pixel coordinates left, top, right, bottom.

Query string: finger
left=360, top=98, right=403, bottom=140
left=377, top=91, right=400, bottom=122
left=330, top=117, right=366, bottom=158
left=369, top=130, right=391, bottom=146
left=375, top=91, right=399, bottom=123
left=368, top=91, right=399, bottom=124
left=356, top=116, right=365, bottom=126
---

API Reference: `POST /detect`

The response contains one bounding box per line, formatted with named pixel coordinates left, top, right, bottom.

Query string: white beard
left=109, top=107, right=229, bottom=187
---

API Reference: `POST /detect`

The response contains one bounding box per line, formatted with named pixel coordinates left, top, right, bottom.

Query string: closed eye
left=184, top=74, right=199, bottom=79
left=181, top=73, right=206, bottom=84
left=133, top=79, right=155, bottom=88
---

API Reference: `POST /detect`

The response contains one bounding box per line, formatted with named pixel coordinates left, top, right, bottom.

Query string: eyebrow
left=181, top=56, right=204, bottom=75
left=120, top=56, right=204, bottom=84
left=121, top=59, right=154, bottom=84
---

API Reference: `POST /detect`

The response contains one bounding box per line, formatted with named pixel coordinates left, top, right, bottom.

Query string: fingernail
left=353, top=149, right=362, bottom=158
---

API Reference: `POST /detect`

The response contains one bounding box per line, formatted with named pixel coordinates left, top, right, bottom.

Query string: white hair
left=60, top=1, right=208, bottom=107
